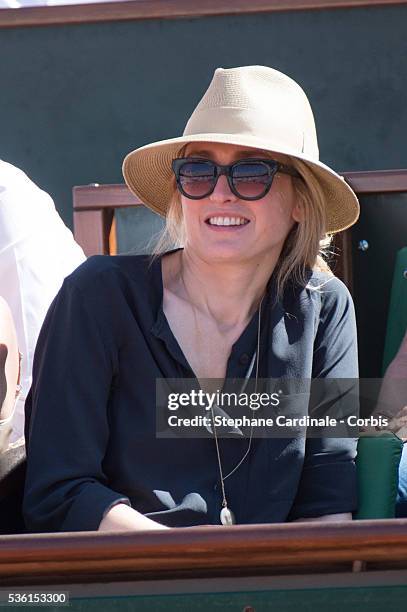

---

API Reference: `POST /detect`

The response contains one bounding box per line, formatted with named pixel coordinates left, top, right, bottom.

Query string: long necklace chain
left=209, top=295, right=263, bottom=525
left=179, top=262, right=264, bottom=525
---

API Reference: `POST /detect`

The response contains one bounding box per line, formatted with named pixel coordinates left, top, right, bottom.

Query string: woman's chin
left=194, top=241, right=258, bottom=264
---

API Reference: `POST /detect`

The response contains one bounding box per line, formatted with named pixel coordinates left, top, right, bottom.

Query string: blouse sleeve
left=23, top=266, right=131, bottom=532
left=288, top=276, right=359, bottom=520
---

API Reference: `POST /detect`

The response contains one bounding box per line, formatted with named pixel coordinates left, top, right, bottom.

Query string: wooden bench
left=1, top=521, right=407, bottom=610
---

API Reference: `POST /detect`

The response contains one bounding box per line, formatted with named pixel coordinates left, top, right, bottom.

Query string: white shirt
left=0, top=160, right=86, bottom=442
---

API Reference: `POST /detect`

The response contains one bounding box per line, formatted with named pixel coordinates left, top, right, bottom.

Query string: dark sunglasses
left=172, top=157, right=301, bottom=201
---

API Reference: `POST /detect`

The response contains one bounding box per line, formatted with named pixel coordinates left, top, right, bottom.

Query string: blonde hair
left=149, top=146, right=334, bottom=297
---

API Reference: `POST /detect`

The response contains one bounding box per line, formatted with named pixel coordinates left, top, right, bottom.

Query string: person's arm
left=0, top=297, right=19, bottom=422
left=374, top=330, right=407, bottom=436
left=288, top=276, right=358, bottom=522
left=23, top=259, right=166, bottom=533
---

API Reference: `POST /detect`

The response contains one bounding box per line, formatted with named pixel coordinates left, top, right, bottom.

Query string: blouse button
left=239, top=353, right=250, bottom=365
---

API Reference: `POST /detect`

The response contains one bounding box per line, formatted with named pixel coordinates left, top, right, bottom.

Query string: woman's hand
left=98, top=503, right=171, bottom=532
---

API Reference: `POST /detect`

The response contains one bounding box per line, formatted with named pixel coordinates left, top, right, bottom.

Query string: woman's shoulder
left=284, top=269, right=354, bottom=320
left=307, top=269, right=352, bottom=301
left=302, top=270, right=355, bottom=324
left=63, top=254, right=158, bottom=295
left=46, top=255, right=160, bottom=341
left=306, top=269, right=351, bottom=295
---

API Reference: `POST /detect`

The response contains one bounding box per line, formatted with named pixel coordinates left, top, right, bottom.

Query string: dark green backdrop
left=1, top=5, right=406, bottom=227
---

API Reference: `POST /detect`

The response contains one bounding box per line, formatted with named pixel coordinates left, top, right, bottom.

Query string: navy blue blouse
left=23, top=249, right=358, bottom=532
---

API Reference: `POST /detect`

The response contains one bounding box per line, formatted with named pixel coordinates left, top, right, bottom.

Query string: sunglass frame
left=172, top=157, right=301, bottom=201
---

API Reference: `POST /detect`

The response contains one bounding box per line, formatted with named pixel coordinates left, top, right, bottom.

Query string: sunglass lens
left=232, top=162, right=274, bottom=198
left=179, top=161, right=215, bottom=198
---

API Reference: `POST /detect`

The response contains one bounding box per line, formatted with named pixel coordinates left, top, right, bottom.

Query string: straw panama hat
left=122, top=65, right=360, bottom=234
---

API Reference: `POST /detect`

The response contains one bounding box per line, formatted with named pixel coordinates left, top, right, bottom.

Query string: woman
left=23, top=65, right=360, bottom=533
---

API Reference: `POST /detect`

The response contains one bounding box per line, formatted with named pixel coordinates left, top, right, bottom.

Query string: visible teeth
left=208, top=216, right=248, bottom=226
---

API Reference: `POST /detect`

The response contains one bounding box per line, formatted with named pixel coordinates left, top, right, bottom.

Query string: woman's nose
left=209, top=174, right=238, bottom=203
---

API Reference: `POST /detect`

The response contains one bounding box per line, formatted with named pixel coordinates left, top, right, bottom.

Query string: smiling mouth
left=205, top=216, right=250, bottom=227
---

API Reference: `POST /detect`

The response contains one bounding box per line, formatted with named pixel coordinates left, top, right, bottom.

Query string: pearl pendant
left=220, top=506, right=235, bottom=525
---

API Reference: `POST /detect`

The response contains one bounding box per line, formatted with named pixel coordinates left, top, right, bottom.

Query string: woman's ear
left=292, top=201, right=304, bottom=223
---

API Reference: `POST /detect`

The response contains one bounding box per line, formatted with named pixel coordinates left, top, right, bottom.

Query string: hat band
left=183, top=106, right=312, bottom=157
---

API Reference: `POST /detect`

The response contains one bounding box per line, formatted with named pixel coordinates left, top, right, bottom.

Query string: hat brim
left=122, top=133, right=360, bottom=234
